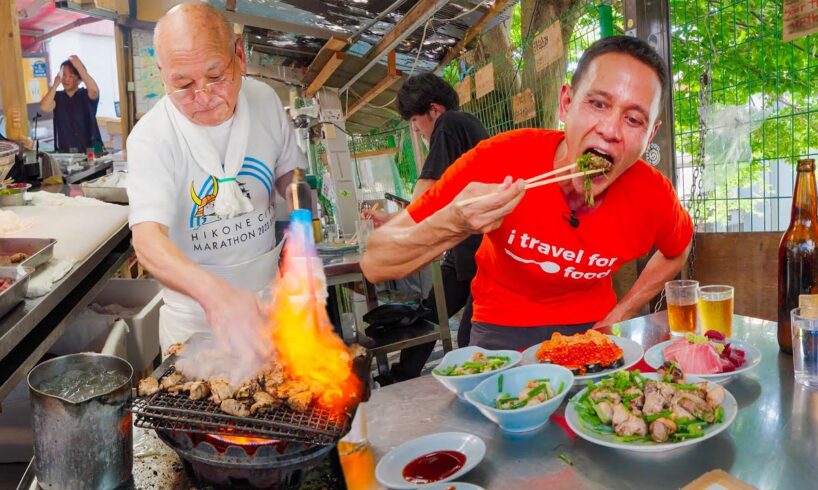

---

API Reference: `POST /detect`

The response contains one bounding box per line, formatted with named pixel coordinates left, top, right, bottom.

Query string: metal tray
left=0, top=238, right=56, bottom=270
left=0, top=266, right=32, bottom=319
left=81, top=174, right=128, bottom=203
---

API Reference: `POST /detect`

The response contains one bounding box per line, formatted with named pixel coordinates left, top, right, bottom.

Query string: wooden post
left=114, top=24, right=132, bottom=147
left=0, top=0, right=30, bottom=143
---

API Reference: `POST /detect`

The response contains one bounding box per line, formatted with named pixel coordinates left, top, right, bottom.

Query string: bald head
left=153, top=1, right=246, bottom=126
left=154, top=2, right=234, bottom=66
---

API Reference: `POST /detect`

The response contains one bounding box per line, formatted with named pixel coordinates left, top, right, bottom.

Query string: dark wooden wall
left=688, top=232, right=781, bottom=322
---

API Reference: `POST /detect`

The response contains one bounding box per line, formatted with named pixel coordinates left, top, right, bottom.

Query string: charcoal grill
left=131, top=354, right=363, bottom=445
left=129, top=343, right=371, bottom=488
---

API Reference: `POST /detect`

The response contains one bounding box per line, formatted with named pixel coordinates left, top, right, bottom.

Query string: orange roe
left=535, top=330, right=624, bottom=375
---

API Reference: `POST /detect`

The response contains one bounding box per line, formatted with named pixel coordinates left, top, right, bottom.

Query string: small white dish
left=644, top=338, right=762, bottom=384
left=375, top=432, right=486, bottom=490
left=521, top=334, right=644, bottom=382
left=419, top=483, right=485, bottom=490
left=432, top=346, right=522, bottom=399
left=464, top=364, right=573, bottom=433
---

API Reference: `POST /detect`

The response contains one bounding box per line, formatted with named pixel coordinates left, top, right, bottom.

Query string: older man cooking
left=126, top=2, right=306, bottom=353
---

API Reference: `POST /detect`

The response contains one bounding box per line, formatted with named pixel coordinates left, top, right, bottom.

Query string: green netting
left=672, top=0, right=817, bottom=232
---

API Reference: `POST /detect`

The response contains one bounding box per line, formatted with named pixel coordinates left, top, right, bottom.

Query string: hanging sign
left=533, top=20, right=564, bottom=72
left=512, top=89, right=537, bottom=124
left=475, top=63, right=495, bottom=99
left=455, top=76, right=472, bottom=105
left=783, top=0, right=818, bottom=41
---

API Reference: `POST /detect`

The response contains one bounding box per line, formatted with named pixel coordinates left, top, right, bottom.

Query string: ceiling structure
left=221, top=0, right=516, bottom=133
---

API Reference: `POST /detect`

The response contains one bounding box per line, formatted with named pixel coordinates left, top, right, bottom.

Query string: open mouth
left=580, top=148, right=614, bottom=182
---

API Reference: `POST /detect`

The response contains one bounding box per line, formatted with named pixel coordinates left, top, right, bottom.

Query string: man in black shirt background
left=39, top=55, right=102, bottom=153
left=369, top=72, right=489, bottom=383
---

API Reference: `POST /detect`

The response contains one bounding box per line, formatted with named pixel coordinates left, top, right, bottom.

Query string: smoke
left=174, top=330, right=275, bottom=386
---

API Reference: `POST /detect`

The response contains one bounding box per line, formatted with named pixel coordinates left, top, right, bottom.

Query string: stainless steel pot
left=27, top=353, right=133, bottom=489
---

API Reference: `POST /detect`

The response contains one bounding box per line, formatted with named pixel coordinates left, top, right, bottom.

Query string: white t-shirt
left=126, top=78, right=306, bottom=266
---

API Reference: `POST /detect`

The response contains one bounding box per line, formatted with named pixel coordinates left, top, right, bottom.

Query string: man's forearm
left=361, top=209, right=467, bottom=282
left=601, top=244, right=691, bottom=325
left=79, top=69, right=99, bottom=99
left=132, top=223, right=228, bottom=310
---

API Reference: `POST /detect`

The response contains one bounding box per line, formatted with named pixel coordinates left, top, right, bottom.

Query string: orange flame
left=268, top=218, right=362, bottom=415
left=208, top=434, right=274, bottom=446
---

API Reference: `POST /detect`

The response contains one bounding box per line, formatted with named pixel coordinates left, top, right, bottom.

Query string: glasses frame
left=168, top=43, right=241, bottom=104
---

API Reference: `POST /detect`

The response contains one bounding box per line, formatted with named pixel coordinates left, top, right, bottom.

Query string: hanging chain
left=654, top=64, right=711, bottom=314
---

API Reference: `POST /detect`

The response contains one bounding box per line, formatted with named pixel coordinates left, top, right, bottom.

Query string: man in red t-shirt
left=361, top=36, right=693, bottom=351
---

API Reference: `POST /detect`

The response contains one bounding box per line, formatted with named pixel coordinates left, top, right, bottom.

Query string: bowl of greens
left=431, top=346, right=522, bottom=399
left=464, top=364, right=574, bottom=432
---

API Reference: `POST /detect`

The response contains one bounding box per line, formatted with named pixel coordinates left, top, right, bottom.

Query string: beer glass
left=699, top=285, right=734, bottom=337
left=790, top=308, right=818, bottom=388
left=665, top=280, right=699, bottom=335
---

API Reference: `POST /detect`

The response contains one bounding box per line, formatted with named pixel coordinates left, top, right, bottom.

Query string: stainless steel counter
left=366, top=313, right=818, bottom=489
left=0, top=221, right=131, bottom=402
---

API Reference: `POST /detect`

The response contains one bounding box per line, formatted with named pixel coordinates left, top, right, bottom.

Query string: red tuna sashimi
left=664, top=341, right=723, bottom=374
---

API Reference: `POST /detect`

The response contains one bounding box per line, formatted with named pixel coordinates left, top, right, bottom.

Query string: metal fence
left=671, top=0, right=817, bottom=232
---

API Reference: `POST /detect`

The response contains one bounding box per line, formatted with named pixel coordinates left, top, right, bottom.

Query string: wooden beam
left=36, top=16, right=103, bottom=42
left=0, top=0, right=29, bottom=142
left=305, top=52, right=345, bottom=98
left=339, top=0, right=446, bottom=93
left=303, top=36, right=349, bottom=95
left=114, top=24, right=132, bottom=147
left=346, top=72, right=401, bottom=118
left=437, top=0, right=515, bottom=70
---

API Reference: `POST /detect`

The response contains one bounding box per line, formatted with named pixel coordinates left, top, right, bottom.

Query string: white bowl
left=431, top=346, right=522, bottom=399
left=464, top=364, right=574, bottom=433
left=375, top=432, right=486, bottom=489
left=420, top=483, right=484, bottom=490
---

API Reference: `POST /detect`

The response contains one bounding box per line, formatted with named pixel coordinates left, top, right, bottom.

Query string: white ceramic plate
left=565, top=373, right=738, bottom=453
left=375, top=432, right=486, bottom=489
left=643, top=339, right=762, bottom=384
left=521, top=335, right=644, bottom=382
left=419, top=483, right=485, bottom=490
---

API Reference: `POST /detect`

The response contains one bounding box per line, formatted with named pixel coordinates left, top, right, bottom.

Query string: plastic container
left=91, top=278, right=163, bottom=374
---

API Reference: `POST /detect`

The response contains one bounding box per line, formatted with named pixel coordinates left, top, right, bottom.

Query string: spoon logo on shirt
left=504, top=229, right=618, bottom=280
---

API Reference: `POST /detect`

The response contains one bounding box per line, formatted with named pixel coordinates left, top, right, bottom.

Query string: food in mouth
left=576, top=151, right=613, bottom=206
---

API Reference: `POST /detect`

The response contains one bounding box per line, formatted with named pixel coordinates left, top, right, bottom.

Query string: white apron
left=158, top=239, right=285, bottom=352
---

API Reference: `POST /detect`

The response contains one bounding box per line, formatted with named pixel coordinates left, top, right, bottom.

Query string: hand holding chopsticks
left=456, top=163, right=606, bottom=207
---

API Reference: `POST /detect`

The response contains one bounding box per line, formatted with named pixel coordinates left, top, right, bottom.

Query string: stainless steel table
left=365, top=313, right=818, bottom=489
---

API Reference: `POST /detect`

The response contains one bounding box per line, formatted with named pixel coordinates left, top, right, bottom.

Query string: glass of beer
left=665, top=280, right=699, bottom=335
left=699, top=285, right=734, bottom=337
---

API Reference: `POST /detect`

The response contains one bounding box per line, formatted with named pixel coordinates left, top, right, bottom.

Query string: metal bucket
left=27, top=353, right=134, bottom=489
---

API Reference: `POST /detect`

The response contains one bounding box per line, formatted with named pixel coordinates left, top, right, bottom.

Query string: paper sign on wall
left=512, top=89, right=537, bottom=124
left=475, top=63, right=495, bottom=99
left=456, top=76, right=472, bottom=105
left=533, top=20, right=564, bottom=72
left=783, top=0, right=818, bottom=41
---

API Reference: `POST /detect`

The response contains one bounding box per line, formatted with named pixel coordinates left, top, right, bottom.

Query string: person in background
left=39, top=56, right=102, bottom=153
left=369, top=73, right=489, bottom=384
left=362, top=36, right=692, bottom=351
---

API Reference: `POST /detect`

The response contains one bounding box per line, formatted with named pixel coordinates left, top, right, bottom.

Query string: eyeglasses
left=168, top=53, right=238, bottom=104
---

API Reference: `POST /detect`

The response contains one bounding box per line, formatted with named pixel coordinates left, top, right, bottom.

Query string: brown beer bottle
left=778, top=158, right=818, bottom=354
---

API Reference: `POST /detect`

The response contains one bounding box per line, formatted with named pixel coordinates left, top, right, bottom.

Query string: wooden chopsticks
left=456, top=164, right=606, bottom=207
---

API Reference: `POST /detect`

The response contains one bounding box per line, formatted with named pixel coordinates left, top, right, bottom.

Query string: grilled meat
left=164, top=343, right=184, bottom=357
left=159, top=373, right=184, bottom=390
left=138, top=376, right=160, bottom=396
left=287, top=391, right=313, bottom=412
left=209, top=377, right=235, bottom=405
left=250, top=391, right=280, bottom=415
left=188, top=381, right=210, bottom=401
left=649, top=418, right=677, bottom=443
left=220, top=399, right=250, bottom=417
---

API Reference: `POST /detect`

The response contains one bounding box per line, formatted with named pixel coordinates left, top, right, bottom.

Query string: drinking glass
left=665, top=280, right=699, bottom=335
left=790, top=308, right=818, bottom=389
left=356, top=219, right=374, bottom=253
left=698, top=285, right=734, bottom=337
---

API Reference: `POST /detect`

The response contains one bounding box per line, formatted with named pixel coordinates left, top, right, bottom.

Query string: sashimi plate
left=644, top=339, right=761, bottom=384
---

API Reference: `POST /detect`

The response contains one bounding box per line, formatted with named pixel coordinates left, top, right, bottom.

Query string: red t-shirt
left=407, top=129, right=693, bottom=327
